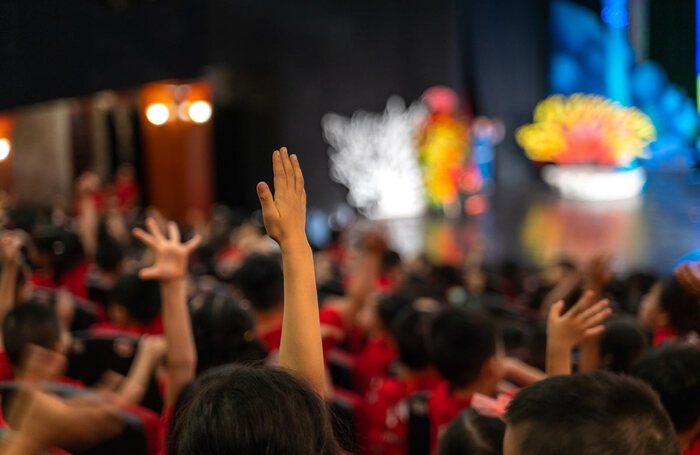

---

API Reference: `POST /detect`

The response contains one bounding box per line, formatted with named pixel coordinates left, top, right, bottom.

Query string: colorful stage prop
left=517, top=94, right=656, bottom=201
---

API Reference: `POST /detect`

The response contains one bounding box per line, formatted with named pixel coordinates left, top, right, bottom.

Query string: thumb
left=257, top=182, right=278, bottom=218
left=548, top=300, right=565, bottom=322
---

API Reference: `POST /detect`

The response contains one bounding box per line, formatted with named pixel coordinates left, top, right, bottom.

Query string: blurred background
left=0, top=0, right=698, bottom=272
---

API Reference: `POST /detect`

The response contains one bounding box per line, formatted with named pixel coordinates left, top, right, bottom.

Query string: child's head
left=438, top=408, right=504, bottom=455
left=168, top=364, right=339, bottom=455
left=95, top=224, right=123, bottom=275
left=234, top=254, right=284, bottom=312
left=428, top=307, right=502, bottom=392
left=632, top=345, right=700, bottom=442
left=109, top=273, right=161, bottom=327
left=599, top=316, right=650, bottom=373
left=639, top=278, right=700, bottom=337
left=30, top=225, right=84, bottom=280
left=504, top=371, right=678, bottom=455
left=391, top=306, right=433, bottom=371
left=191, top=293, right=267, bottom=374
left=3, top=302, right=62, bottom=367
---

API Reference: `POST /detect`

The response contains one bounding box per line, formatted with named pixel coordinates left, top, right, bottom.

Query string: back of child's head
left=632, top=344, right=700, bottom=434
left=95, top=224, right=123, bottom=274
left=659, top=277, right=700, bottom=337
left=428, top=307, right=497, bottom=389
left=438, top=408, right=504, bottom=455
left=234, top=254, right=284, bottom=312
left=391, top=306, right=433, bottom=371
left=191, top=293, right=267, bottom=374
left=111, top=273, right=161, bottom=325
left=168, top=364, right=340, bottom=455
left=2, top=302, right=61, bottom=366
left=600, top=316, right=650, bottom=373
left=380, top=250, right=402, bottom=273
left=377, top=293, right=413, bottom=330
left=31, top=225, right=85, bottom=280
left=504, top=371, right=678, bottom=455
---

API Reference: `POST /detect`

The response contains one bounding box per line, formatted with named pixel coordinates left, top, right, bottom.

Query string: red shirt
left=685, top=438, right=700, bottom=455
left=90, top=315, right=164, bottom=336
left=428, top=381, right=473, bottom=454
left=30, top=261, right=90, bottom=299
left=354, top=334, right=397, bottom=395
left=653, top=327, right=679, bottom=346
left=258, top=308, right=347, bottom=355
left=364, top=374, right=441, bottom=455
left=0, top=352, right=13, bottom=382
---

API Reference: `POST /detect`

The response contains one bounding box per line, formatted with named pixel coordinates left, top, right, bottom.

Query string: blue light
left=601, top=0, right=629, bottom=28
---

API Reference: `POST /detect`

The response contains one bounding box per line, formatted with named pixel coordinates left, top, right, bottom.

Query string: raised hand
left=583, top=254, right=615, bottom=296
left=133, top=218, right=201, bottom=282
left=256, top=147, right=307, bottom=247
left=676, top=261, right=700, bottom=295
left=0, top=230, right=22, bottom=267
left=547, top=290, right=611, bottom=350
left=75, top=171, right=101, bottom=198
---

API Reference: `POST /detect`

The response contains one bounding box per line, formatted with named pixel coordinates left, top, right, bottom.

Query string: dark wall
left=0, top=0, right=549, bottom=210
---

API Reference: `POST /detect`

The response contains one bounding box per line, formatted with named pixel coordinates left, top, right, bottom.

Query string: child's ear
left=108, top=304, right=129, bottom=325
left=482, top=355, right=504, bottom=385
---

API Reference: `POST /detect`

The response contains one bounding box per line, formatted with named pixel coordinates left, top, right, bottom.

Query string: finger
left=257, top=182, right=280, bottom=219
left=168, top=221, right=180, bottom=243
left=139, top=267, right=159, bottom=281
left=569, top=290, right=596, bottom=316
left=132, top=228, right=157, bottom=249
left=584, top=325, right=605, bottom=338
left=584, top=307, right=612, bottom=328
left=548, top=300, right=565, bottom=323
left=184, top=234, right=202, bottom=251
left=272, top=149, right=285, bottom=194
left=280, top=147, right=294, bottom=188
left=146, top=217, right=165, bottom=241
left=579, top=298, right=609, bottom=321
left=291, top=154, right=305, bottom=193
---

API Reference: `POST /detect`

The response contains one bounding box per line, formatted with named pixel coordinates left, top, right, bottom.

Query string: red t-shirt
left=428, top=381, right=473, bottom=454
left=0, top=352, right=13, bottom=382
left=30, top=261, right=91, bottom=299
left=364, top=374, right=441, bottom=455
left=685, top=438, right=700, bottom=455
left=653, top=327, right=679, bottom=346
left=90, top=315, right=164, bottom=336
left=258, top=308, right=347, bottom=355
left=354, top=334, right=397, bottom=395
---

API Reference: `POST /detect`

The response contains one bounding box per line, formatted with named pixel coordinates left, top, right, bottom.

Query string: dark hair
left=377, top=293, right=412, bottom=329
left=659, top=278, right=700, bottom=337
left=505, top=371, right=678, bottom=455
left=111, top=273, right=161, bottom=325
left=380, top=250, right=402, bottom=274
left=168, top=364, right=340, bottom=455
left=428, top=308, right=497, bottom=388
left=391, top=307, right=433, bottom=370
left=95, top=224, right=123, bottom=273
left=2, top=302, right=61, bottom=366
left=234, top=254, right=284, bottom=312
left=32, top=225, right=85, bottom=283
left=191, top=293, right=267, bottom=374
left=599, top=316, right=650, bottom=373
left=438, top=408, right=504, bottom=455
left=632, top=344, right=700, bottom=433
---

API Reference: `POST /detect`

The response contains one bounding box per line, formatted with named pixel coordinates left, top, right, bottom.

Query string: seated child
left=504, top=371, right=678, bottom=455
left=638, top=277, right=700, bottom=346
left=91, top=273, right=163, bottom=335
left=438, top=408, right=504, bottom=455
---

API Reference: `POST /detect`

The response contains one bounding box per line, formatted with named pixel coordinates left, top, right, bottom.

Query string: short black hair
left=659, top=278, right=700, bottom=337
left=599, top=316, right=650, bottom=373
left=391, top=307, right=433, bottom=370
left=111, top=273, right=161, bottom=325
left=95, top=224, right=124, bottom=273
left=380, top=250, right=402, bottom=273
left=632, top=344, right=700, bottom=433
left=2, top=302, right=61, bottom=366
left=376, top=293, right=412, bottom=329
left=505, top=371, right=678, bottom=455
left=191, top=293, right=267, bottom=374
left=168, top=364, right=340, bottom=455
left=428, top=308, right=497, bottom=388
left=32, top=225, right=85, bottom=282
left=438, top=408, right=504, bottom=455
left=234, top=254, right=284, bottom=312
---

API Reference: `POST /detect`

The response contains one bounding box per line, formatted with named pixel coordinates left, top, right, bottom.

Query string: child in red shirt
left=638, top=278, right=700, bottom=346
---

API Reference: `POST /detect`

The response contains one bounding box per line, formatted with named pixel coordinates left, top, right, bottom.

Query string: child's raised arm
left=256, top=147, right=325, bottom=396
left=546, top=290, right=611, bottom=376
left=0, top=231, right=22, bottom=345
left=133, top=219, right=200, bottom=406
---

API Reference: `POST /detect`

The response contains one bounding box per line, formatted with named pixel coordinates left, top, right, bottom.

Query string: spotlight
left=188, top=101, right=212, bottom=124
left=0, top=139, right=10, bottom=161
left=146, top=103, right=170, bottom=126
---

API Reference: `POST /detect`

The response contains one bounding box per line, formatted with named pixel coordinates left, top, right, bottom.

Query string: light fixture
left=188, top=101, right=212, bottom=124
left=146, top=103, right=170, bottom=126
left=0, top=138, right=10, bottom=161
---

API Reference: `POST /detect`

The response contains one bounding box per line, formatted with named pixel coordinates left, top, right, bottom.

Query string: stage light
left=146, top=103, right=170, bottom=126
left=188, top=101, right=212, bottom=124
left=0, top=139, right=10, bottom=161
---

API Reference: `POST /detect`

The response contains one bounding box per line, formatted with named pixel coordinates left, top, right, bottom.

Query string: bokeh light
left=146, top=103, right=170, bottom=126
left=0, top=138, right=10, bottom=161
left=188, top=101, right=212, bottom=124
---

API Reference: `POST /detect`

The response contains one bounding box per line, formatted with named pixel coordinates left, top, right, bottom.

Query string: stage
left=402, top=171, right=700, bottom=274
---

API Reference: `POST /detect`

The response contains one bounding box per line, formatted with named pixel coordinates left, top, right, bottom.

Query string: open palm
left=133, top=218, right=201, bottom=281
